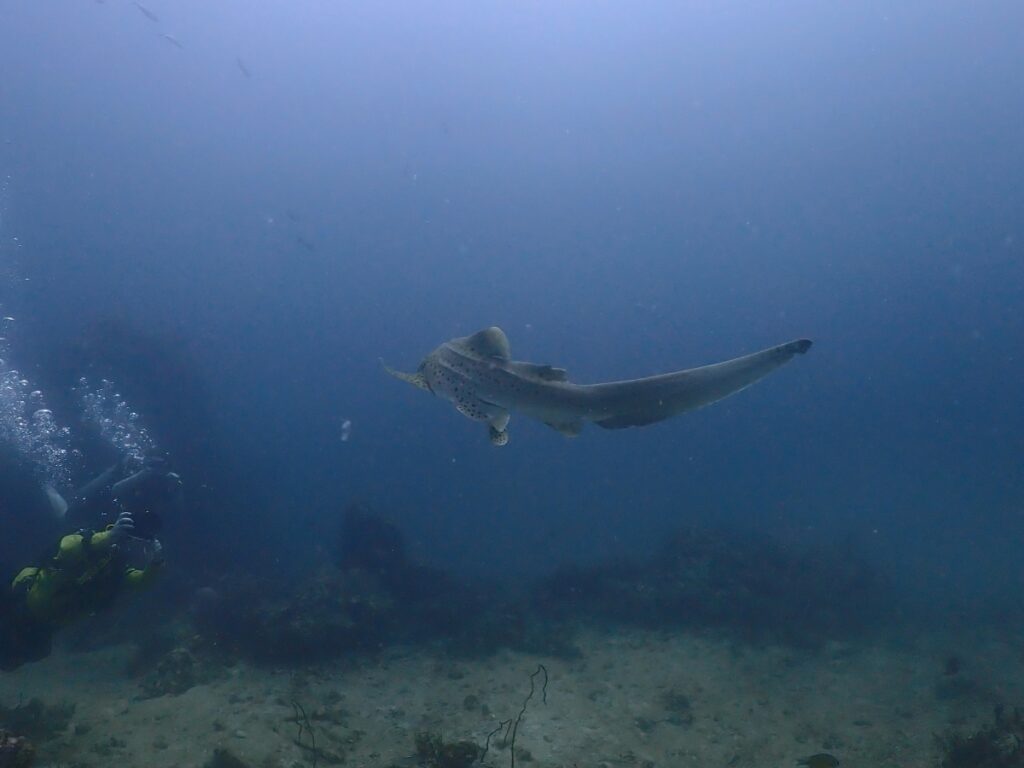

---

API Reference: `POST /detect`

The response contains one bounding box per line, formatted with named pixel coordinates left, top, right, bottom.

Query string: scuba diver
left=0, top=458, right=181, bottom=671
left=62, top=455, right=183, bottom=536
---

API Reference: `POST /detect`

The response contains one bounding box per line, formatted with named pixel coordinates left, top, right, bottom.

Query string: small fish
left=798, top=754, right=839, bottom=768
left=133, top=1, right=159, bottom=22
left=236, top=57, right=252, bottom=78
left=296, top=236, right=316, bottom=252
left=161, top=33, right=184, bottom=49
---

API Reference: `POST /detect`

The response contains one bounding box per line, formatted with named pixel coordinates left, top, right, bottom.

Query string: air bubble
left=79, top=377, right=155, bottom=465
left=0, top=358, right=74, bottom=489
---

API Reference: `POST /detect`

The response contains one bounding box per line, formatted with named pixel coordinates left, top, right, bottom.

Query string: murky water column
left=0, top=182, right=79, bottom=490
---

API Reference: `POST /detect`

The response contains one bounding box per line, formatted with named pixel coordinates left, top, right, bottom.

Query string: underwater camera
left=128, top=505, right=163, bottom=540
left=112, top=467, right=183, bottom=540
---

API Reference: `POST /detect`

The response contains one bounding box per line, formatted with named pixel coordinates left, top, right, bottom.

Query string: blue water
left=0, top=1, right=1022, bottom=619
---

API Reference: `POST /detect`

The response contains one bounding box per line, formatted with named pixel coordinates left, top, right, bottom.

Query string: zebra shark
left=383, top=327, right=812, bottom=445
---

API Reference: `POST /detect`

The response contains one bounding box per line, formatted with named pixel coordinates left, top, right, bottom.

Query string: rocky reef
left=193, top=505, right=473, bottom=663
left=193, top=567, right=394, bottom=664
left=0, top=699, right=73, bottom=743
left=139, top=644, right=226, bottom=698
left=531, top=526, right=888, bottom=645
left=0, top=731, right=34, bottom=768
left=192, top=507, right=889, bottom=665
left=940, top=706, right=1024, bottom=767
left=0, top=698, right=76, bottom=768
left=413, top=731, right=481, bottom=768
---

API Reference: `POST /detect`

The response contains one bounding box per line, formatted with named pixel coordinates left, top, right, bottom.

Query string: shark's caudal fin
left=591, top=338, right=813, bottom=430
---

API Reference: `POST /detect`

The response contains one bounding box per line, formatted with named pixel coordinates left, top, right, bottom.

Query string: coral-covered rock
left=140, top=646, right=225, bottom=698
left=193, top=568, right=395, bottom=664
left=940, top=705, right=1024, bottom=767
left=0, top=699, right=73, bottom=742
left=0, top=730, right=34, bottom=768
left=532, top=526, right=889, bottom=645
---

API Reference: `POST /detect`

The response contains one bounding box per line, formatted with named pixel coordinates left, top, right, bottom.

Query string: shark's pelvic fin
left=489, top=425, right=509, bottom=445
left=594, top=412, right=671, bottom=429
left=545, top=419, right=584, bottom=437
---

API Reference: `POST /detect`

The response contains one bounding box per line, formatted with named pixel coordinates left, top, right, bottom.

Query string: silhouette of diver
left=0, top=459, right=180, bottom=671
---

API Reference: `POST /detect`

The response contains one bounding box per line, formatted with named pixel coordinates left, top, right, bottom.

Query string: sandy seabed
left=2, top=627, right=1020, bottom=768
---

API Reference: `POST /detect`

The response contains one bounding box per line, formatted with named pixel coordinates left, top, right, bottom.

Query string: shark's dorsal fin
left=460, top=327, right=511, bottom=360
left=509, top=362, right=568, bottom=382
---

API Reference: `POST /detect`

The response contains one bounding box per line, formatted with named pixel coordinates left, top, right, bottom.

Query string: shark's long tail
left=587, top=338, right=812, bottom=429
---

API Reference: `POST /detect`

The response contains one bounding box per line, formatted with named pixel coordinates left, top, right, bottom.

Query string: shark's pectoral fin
left=487, top=412, right=511, bottom=445
left=545, top=419, right=584, bottom=437
left=380, top=359, right=430, bottom=392
left=489, top=425, right=509, bottom=446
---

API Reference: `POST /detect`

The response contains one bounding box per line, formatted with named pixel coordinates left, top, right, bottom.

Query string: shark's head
left=382, top=327, right=514, bottom=442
